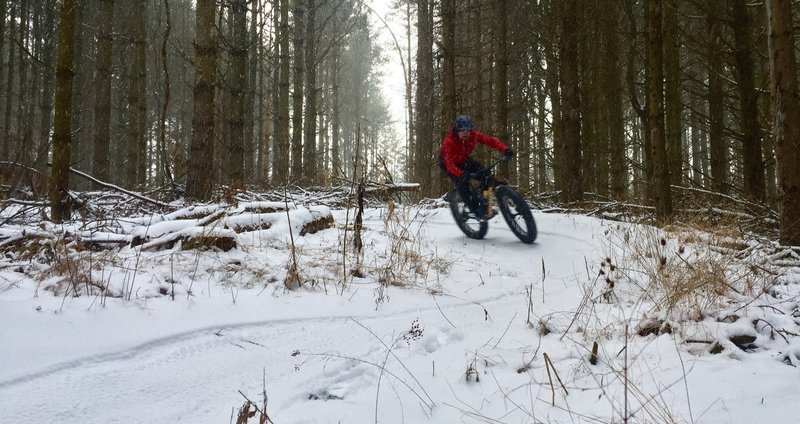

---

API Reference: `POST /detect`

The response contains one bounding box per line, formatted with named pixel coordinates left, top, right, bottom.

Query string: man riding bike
left=438, top=115, right=514, bottom=220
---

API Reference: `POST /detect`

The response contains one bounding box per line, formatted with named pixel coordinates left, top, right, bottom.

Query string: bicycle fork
left=483, top=187, right=496, bottom=219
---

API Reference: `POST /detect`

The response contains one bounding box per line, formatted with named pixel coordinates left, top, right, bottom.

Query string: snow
left=2, top=204, right=800, bottom=423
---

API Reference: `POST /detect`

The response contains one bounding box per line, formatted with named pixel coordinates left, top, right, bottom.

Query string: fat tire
left=495, top=186, right=537, bottom=243
left=448, top=189, right=488, bottom=240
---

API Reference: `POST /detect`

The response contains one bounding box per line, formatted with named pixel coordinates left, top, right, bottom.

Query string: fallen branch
left=53, top=163, right=173, bottom=209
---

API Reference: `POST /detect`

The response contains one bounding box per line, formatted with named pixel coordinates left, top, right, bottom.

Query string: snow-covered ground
left=2, top=204, right=800, bottom=423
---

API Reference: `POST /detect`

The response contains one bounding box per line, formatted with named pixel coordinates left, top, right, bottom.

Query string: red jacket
left=438, top=126, right=508, bottom=177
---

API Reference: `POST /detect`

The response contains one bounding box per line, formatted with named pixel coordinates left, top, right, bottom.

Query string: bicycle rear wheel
left=496, top=186, right=537, bottom=243
left=448, top=190, right=488, bottom=240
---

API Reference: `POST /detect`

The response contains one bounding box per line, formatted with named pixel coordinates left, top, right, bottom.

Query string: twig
left=624, top=324, right=629, bottom=423
left=492, top=311, right=517, bottom=349
left=542, top=352, right=568, bottom=406
left=432, top=294, right=457, bottom=328
left=673, top=337, right=694, bottom=424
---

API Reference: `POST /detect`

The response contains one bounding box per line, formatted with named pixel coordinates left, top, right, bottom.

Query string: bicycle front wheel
left=495, top=186, right=537, bottom=243
left=448, top=190, right=488, bottom=240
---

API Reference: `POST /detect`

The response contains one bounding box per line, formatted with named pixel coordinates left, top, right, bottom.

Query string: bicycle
left=447, top=157, right=537, bottom=244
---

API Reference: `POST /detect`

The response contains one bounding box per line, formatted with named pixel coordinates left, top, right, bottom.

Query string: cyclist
left=438, top=115, right=514, bottom=220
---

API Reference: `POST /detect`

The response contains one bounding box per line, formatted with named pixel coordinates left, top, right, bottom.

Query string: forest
left=1, top=0, right=800, bottom=245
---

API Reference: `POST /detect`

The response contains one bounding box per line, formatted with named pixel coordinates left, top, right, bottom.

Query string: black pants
left=439, top=157, right=492, bottom=216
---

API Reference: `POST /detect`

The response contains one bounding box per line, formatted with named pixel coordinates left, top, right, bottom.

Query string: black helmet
left=455, top=115, right=473, bottom=132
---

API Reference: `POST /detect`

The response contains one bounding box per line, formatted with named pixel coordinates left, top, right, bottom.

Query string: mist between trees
left=2, top=0, right=800, bottom=244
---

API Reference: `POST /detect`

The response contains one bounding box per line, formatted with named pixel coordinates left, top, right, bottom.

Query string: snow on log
left=301, top=206, right=334, bottom=235
left=0, top=202, right=334, bottom=254
left=140, top=226, right=238, bottom=252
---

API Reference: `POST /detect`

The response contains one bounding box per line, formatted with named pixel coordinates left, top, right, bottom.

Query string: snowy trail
left=0, top=210, right=621, bottom=423
left=0, top=293, right=534, bottom=423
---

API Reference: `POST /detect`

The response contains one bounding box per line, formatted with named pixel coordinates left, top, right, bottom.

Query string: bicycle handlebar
left=473, top=155, right=511, bottom=175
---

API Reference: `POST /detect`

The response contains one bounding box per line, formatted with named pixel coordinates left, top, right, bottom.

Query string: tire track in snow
left=0, top=303, right=478, bottom=424
left=0, top=287, right=522, bottom=392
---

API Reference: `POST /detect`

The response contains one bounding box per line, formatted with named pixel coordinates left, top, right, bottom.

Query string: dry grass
left=605, top=217, right=770, bottom=324
left=369, top=202, right=450, bottom=290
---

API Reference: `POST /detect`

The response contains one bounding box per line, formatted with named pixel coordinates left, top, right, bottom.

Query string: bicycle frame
left=467, top=156, right=510, bottom=189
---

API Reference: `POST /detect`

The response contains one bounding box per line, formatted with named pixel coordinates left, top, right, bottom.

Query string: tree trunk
left=663, top=0, right=682, bottom=186
left=542, top=14, right=562, bottom=193
left=35, top=2, right=56, bottom=170
left=535, top=79, right=547, bottom=192
left=690, top=107, right=704, bottom=187
left=647, top=0, right=673, bottom=221
left=254, top=0, right=268, bottom=183
left=558, top=0, right=582, bottom=202
left=186, top=0, right=218, bottom=200
left=494, top=0, right=510, bottom=180
left=290, top=0, right=305, bottom=181
left=405, top=0, right=414, bottom=180
left=415, top=0, right=434, bottom=197
left=14, top=0, right=30, bottom=164
left=272, top=0, right=290, bottom=184
left=441, top=0, right=455, bottom=136
left=302, top=0, right=318, bottom=182
left=157, top=0, right=173, bottom=185
left=731, top=0, right=765, bottom=201
left=331, top=47, right=341, bottom=178
left=625, top=0, right=652, bottom=201
left=50, top=0, right=78, bottom=223
left=126, top=0, right=147, bottom=187
left=2, top=2, right=16, bottom=162
left=246, top=0, right=259, bottom=181
left=0, top=0, right=6, bottom=149
left=226, top=0, right=248, bottom=183
left=707, top=12, right=728, bottom=194
left=604, top=1, right=626, bottom=198
left=93, top=0, right=114, bottom=187
left=766, top=0, right=800, bottom=245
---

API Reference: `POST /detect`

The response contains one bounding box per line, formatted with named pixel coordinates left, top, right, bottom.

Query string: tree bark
left=226, top=0, right=248, bottom=183
left=415, top=0, right=434, bottom=197
left=272, top=0, right=290, bottom=184
left=157, top=0, right=173, bottom=185
left=302, top=0, right=318, bottom=182
left=626, top=0, right=653, bottom=201
left=331, top=46, right=341, bottom=178
left=93, top=0, right=114, bottom=187
left=0, top=0, right=6, bottom=148
left=494, top=0, right=510, bottom=180
left=441, top=0, right=455, bottom=136
left=604, top=1, right=626, bottom=199
left=50, top=0, right=78, bottom=223
left=731, top=0, right=765, bottom=201
left=766, top=0, right=800, bottom=245
left=291, top=0, right=305, bottom=181
left=246, top=0, right=259, bottom=181
left=35, top=2, right=56, bottom=170
left=663, top=0, right=682, bottom=186
left=647, top=0, right=673, bottom=221
left=558, top=0, right=582, bottom=202
left=2, top=2, right=16, bottom=162
left=707, top=12, right=728, bottom=194
left=125, top=0, right=148, bottom=187
left=186, top=0, right=218, bottom=200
